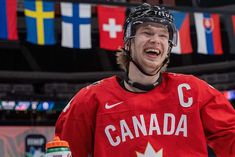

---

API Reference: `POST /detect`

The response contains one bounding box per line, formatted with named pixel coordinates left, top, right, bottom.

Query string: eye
left=143, top=31, right=154, bottom=36
left=159, top=34, right=166, bottom=37
left=159, top=34, right=168, bottom=38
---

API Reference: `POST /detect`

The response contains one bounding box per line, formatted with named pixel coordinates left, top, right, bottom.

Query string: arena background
left=0, top=0, right=234, bottom=156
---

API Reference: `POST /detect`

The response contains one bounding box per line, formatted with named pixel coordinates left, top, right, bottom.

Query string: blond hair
left=116, top=48, right=130, bottom=72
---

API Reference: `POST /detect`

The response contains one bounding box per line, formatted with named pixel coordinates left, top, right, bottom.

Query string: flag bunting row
left=0, top=0, right=235, bottom=55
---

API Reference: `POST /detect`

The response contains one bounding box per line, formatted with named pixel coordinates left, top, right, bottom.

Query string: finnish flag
left=61, top=3, right=91, bottom=49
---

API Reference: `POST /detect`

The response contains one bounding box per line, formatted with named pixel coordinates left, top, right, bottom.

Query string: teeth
left=146, top=49, right=160, bottom=55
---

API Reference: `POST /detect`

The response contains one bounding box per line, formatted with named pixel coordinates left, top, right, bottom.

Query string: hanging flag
left=61, top=3, right=91, bottom=49
left=0, top=0, right=18, bottom=40
left=224, top=15, right=235, bottom=54
left=24, top=0, right=55, bottom=45
left=232, top=15, right=235, bottom=34
left=98, top=5, right=126, bottom=51
left=171, top=11, right=192, bottom=54
left=194, top=13, right=223, bottom=55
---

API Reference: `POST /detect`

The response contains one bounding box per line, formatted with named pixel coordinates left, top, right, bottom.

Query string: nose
left=149, top=34, right=160, bottom=44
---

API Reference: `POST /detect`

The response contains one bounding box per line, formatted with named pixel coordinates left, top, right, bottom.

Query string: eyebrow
left=140, top=26, right=168, bottom=33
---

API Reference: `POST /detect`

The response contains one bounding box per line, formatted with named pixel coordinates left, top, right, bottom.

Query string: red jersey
left=55, top=72, right=235, bottom=157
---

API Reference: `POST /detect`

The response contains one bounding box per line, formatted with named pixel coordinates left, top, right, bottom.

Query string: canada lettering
left=105, top=113, right=187, bottom=146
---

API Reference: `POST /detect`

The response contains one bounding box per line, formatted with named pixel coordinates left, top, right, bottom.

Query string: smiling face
left=130, top=22, right=170, bottom=75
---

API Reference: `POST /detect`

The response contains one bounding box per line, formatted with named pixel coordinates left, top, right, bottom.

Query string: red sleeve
left=55, top=87, right=98, bottom=157
left=197, top=79, right=235, bottom=157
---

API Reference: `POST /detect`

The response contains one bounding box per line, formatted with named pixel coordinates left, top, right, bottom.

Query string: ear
left=124, top=40, right=131, bottom=51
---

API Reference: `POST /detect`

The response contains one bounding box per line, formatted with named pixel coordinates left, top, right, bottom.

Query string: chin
left=145, top=64, right=161, bottom=71
left=146, top=61, right=161, bottom=68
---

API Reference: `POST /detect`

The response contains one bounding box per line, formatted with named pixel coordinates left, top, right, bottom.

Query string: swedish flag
left=24, top=0, right=55, bottom=45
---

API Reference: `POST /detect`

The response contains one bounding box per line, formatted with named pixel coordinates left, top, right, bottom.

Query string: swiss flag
left=98, top=5, right=126, bottom=51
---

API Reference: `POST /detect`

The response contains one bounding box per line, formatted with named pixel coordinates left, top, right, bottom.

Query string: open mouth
left=145, top=49, right=161, bottom=56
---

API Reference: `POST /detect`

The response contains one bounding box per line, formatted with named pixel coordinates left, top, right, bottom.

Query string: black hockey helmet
left=124, top=3, right=177, bottom=47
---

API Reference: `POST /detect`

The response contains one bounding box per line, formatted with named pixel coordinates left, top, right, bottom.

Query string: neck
left=123, top=63, right=161, bottom=92
left=128, top=62, right=160, bottom=85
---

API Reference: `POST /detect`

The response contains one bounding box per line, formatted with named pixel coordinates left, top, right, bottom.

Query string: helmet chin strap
left=130, top=55, right=169, bottom=76
left=123, top=42, right=172, bottom=91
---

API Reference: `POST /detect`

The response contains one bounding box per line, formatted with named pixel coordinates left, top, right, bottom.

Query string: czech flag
left=171, top=11, right=192, bottom=54
left=194, top=13, right=223, bottom=55
left=0, top=0, right=18, bottom=40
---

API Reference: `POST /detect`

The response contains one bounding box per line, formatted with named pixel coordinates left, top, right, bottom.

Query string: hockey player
left=55, top=3, right=235, bottom=157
